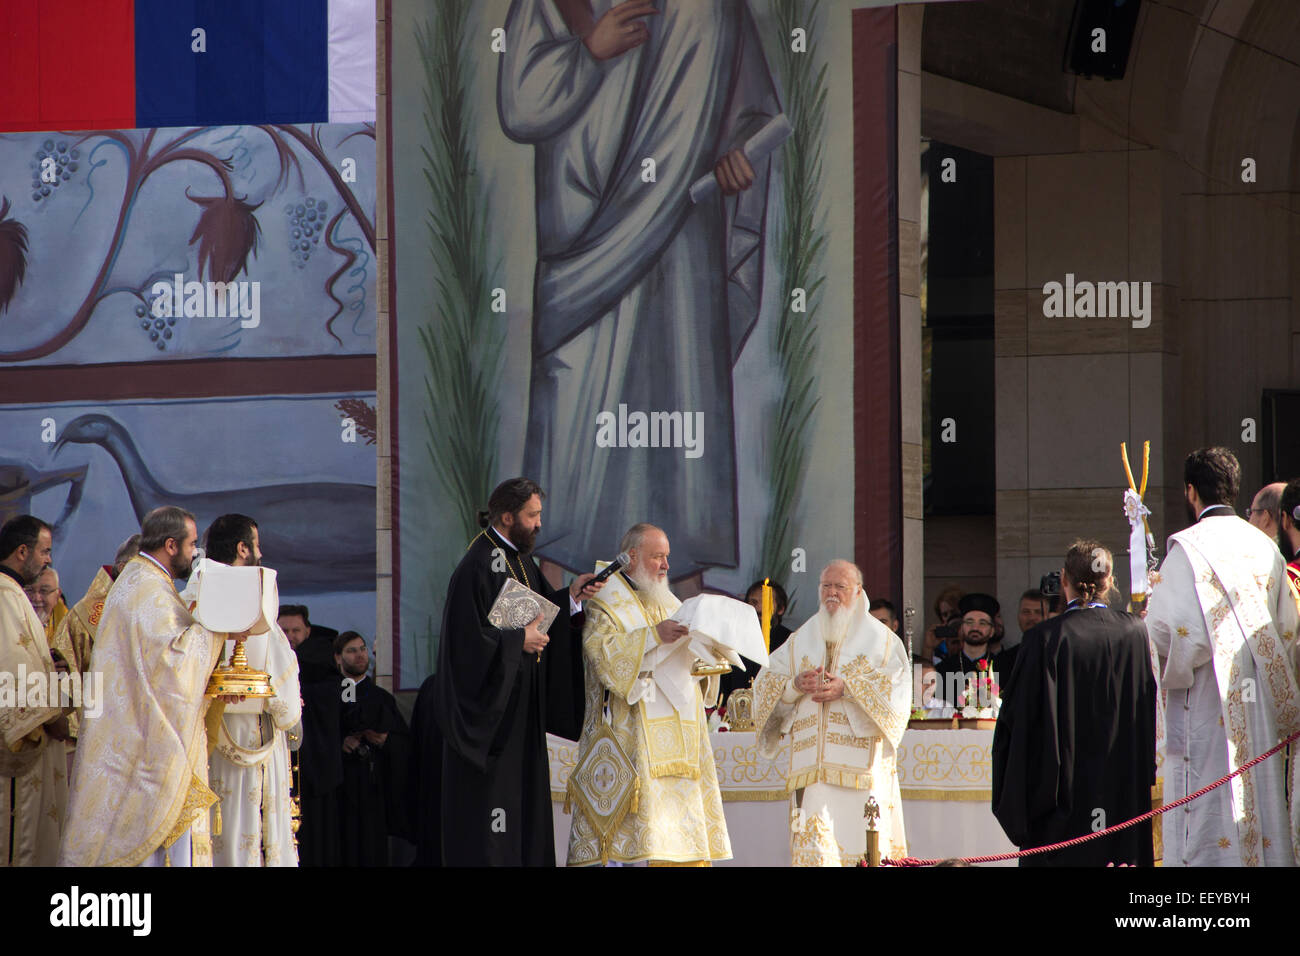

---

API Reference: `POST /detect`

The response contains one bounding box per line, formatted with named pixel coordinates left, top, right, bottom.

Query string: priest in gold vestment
left=49, top=534, right=139, bottom=745
left=60, top=507, right=234, bottom=867
left=0, top=516, right=70, bottom=866
left=566, top=524, right=731, bottom=865
left=754, top=560, right=910, bottom=866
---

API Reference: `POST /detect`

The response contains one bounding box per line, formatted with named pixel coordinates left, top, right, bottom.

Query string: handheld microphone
left=590, top=552, right=632, bottom=585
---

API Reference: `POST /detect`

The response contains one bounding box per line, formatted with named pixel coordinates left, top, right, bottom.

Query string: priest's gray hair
left=620, top=522, right=664, bottom=554
left=113, top=533, right=142, bottom=575
left=820, top=559, right=864, bottom=587
left=140, top=506, right=197, bottom=552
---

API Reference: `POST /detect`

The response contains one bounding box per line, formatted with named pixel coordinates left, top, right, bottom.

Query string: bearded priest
left=566, top=523, right=731, bottom=866
left=754, top=560, right=910, bottom=866
left=1146, top=448, right=1300, bottom=866
left=60, top=506, right=244, bottom=867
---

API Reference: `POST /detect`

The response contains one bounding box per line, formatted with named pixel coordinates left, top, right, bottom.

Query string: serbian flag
left=0, top=0, right=374, bottom=133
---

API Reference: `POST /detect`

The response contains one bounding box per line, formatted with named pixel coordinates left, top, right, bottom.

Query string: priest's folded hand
left=794, top=669, right=822, bottom=694
left=523, top=616, right=549, bottom=654
left=656, top=620, right=689, bottom=644
left=811, top=675, right=845, bottom=703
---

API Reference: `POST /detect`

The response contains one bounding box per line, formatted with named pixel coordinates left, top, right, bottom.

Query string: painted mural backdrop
left=0, top=120, right=377, bottom=638
left=393, top=0, right=859, bottom=686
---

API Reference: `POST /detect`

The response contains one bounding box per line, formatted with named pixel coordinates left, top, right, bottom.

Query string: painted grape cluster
left=284, top=196, right=328, bottom=269
left=29, top=140, right=80, bottom=204
left=136, top=299, right=177, bottom=351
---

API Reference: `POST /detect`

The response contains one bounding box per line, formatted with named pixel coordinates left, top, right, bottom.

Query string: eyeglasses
left=24, top=588, right=58, bottom=597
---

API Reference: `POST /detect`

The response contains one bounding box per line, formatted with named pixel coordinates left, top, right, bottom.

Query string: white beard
left=629, top=569, right=676, bottom=611
left=817, top=597, right=857, bottom=647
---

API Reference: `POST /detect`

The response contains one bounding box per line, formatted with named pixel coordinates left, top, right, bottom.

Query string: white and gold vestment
left=59, top=556, right=225, bottom=867
left=754, top=600, right=910, bottom=866
left=566, top=573, right=731, bottom=865
left=0, top=572, right=68, bottom=866
left=209, top=624, right=302, bottom=867
left=1146, top=516, right=1300, bottom=866
left=49, top=566, right=113, bottom=744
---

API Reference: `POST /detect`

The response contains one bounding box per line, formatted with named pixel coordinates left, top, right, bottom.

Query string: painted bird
left=53, top=413, right=374, bottom=594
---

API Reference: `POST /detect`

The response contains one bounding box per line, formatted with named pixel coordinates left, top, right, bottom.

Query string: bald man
left=1247, top=482, right=1287, bottom=544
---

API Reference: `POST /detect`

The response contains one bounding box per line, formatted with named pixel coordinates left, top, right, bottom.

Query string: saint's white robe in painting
left=566, top=572, right=730, bottom=865
left=209, top=625, right=302, bottom=867
left=498, top=0, right=782, bottom=575
left=59, top=556, right=225, bottom=867
left=754, top=600, right=910, bottom=866
left=0, top=572, right=68, bottom=866
left=1146, top=516, right=1300, bottom=866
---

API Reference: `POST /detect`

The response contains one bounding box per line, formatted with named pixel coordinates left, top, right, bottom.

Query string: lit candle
left=761, top=578, right=773, bottom=654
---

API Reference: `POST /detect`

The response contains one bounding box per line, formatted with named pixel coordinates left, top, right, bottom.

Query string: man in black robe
left=335, top=631, right=411, bottom=865
left=431, top=477, right=603, bottom=866
left=297, top=675, right=343, bottom=866
left=279, top=603, right=340, bottom=686
left=992, top=540, right=1156, bottom=866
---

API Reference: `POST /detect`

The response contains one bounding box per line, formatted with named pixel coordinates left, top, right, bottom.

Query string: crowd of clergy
left=2, top=446, right=1300, bottom=867
left=0, top=507, right=409, bottom=867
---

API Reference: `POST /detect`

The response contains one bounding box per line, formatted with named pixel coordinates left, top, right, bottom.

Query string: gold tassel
left=164, top=850, right=172, bottom=868
left=563, top=785, right=572, bottom=815
left=629, top=779, right=639, bottom=816
left=214, top=800, right=222, bottom=837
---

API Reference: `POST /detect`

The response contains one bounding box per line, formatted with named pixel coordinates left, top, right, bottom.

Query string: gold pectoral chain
left=477, top=530, right=543, bottom=662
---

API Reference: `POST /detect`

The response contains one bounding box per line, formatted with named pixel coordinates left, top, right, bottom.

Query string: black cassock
left=991, top=606, right=1156, bottom=866
left=297, top=678, right=343, bottom=867
left=340, top=677, right=411, bottom=865
left=298, top=676, right=411, bottom=866
left=428, top=527, right=585, bottom=866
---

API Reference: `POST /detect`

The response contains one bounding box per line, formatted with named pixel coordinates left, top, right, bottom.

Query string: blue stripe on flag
left=135, top=0, right=199, bottom=128
left=136, top=0, right=328, bottom=128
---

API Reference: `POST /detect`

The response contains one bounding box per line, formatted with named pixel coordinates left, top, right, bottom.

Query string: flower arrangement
left=957, top=659, right=1001, bottom=719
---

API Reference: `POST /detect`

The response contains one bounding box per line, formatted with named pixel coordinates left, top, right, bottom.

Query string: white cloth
left=208, top=624, right=302, bottom=867
left=1146, top=515, right=1300, bottom=866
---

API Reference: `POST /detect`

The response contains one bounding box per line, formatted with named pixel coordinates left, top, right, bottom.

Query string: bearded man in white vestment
left=498, top=0, right=782, bottom=577
left=1146, top=448, right=1300, bottom=867
left=60, top=506, right=244, bottom=867
left=566, top=523, right=731, bottom=865
left=0, top=516, right=70, bottom=866
left=198, top=515, right=302, bottom=867
left=754, top=561, right=910, bottom=866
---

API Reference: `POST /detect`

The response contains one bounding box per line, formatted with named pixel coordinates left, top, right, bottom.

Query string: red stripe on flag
left=37, top=0, right=135, bottom=131
left=0, top=5, right=42, bottom=133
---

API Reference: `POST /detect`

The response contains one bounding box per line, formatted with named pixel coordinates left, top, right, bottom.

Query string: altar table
left=548, top=726, right=1017, bottom=866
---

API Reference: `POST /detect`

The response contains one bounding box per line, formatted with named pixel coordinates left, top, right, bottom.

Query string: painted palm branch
left=416, top=1, right=502, bottom=667
left=758, top=0, right=828, bottom=615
